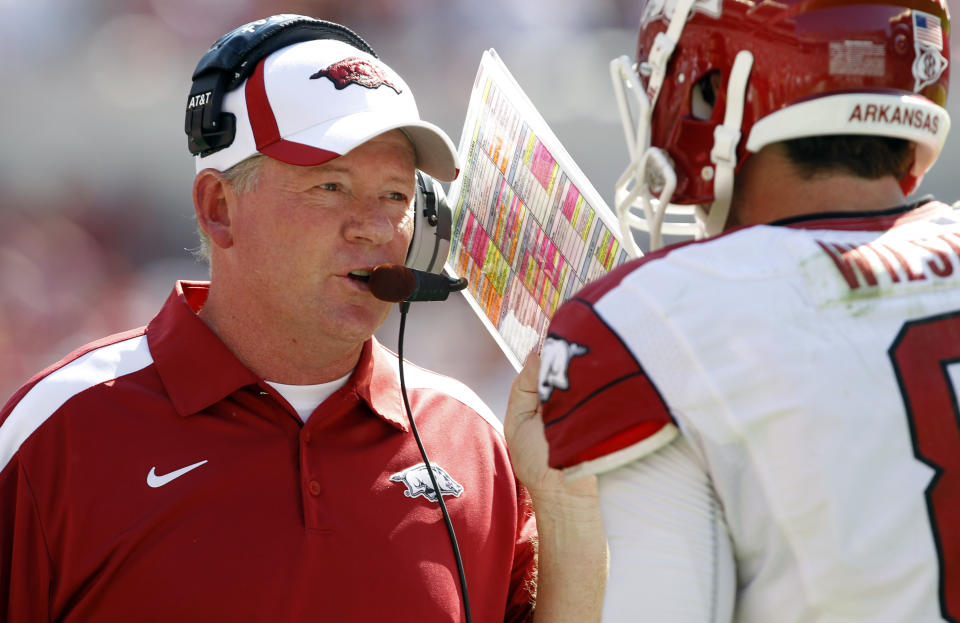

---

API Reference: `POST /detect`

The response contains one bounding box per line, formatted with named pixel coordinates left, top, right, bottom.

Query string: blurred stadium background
left=2, top=0, right=958, bottom=419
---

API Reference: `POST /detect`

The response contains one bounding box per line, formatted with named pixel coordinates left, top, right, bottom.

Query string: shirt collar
left=770, top=196, right=942, bottom=230
left=147, top=280, right=409, bottom=431
left=347, top=338, right=409, bottom=432
left=147, top=281, right=259, bottom=416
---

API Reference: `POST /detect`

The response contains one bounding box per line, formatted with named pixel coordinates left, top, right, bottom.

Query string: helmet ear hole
left=691, top=70, right=721, bottom=121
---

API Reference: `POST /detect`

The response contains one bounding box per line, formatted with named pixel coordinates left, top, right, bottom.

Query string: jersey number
left=890, top=311, right=960, bottom=623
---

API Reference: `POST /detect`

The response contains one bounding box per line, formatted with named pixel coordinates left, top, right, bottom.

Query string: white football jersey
left=540, top=202, right=960, bottom=622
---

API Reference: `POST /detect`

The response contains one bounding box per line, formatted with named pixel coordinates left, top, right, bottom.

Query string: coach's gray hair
left=193, top=154, right=268, bottom=262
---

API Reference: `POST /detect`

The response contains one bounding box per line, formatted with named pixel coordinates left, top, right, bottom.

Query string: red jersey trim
left=540, top=299, right=674, bottom=470
left=543, top=370, right=646, bottom=427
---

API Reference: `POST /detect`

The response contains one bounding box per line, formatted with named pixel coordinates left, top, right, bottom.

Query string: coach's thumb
left=510, top=353, right=541, bottom=414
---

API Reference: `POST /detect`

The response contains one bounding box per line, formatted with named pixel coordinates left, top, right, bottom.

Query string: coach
left=0, top=16, right=605, bottom=622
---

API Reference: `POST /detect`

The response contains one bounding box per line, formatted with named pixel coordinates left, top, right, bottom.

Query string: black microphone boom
left=407, top=269, right=468, bottom=302
left=368, top=264, right=467, bottom=303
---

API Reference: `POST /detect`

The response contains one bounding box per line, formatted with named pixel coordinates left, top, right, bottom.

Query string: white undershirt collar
left=265, top=372, right=352, bottom=423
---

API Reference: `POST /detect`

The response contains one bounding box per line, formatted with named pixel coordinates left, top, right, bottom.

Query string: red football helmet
left=612, top=0, right=952, bottom=253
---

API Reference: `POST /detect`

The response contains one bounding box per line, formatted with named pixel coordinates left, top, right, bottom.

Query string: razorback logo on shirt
left=310, top=57, right=402, bottom=94
left=538, top=336, right=589, bottom=401
left=390, top=463, right=463, bottom=502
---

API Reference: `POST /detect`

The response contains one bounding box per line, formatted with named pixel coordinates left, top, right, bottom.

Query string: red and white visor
left=195, top=39, right=459, bottom=182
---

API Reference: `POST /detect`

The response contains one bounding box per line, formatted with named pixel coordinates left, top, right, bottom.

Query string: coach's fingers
left=504, top=353, right=552, bottom=488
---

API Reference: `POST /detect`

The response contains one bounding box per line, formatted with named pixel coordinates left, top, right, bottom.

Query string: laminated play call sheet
left=445, top=49, right=630, bottom=371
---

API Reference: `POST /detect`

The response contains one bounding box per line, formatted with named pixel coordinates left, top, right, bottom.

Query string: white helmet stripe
left=747, top=93, right=951, bottom=177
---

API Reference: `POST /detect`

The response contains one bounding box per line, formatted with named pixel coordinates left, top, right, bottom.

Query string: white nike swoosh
left=147, top=460, right=208, bottom=488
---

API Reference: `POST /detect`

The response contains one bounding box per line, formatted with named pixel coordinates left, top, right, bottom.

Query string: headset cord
left=397, top=301, right=472, bottom=623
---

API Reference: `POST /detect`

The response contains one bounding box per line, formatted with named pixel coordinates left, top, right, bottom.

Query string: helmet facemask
left=612, top=0, right=755, bottom=253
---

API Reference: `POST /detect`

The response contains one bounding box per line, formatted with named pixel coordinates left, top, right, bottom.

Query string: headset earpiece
left=406, top=171, right=452, bottom=275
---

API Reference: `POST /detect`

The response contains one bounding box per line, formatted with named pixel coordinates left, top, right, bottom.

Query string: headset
left=184, top=14, right=452, bottom=276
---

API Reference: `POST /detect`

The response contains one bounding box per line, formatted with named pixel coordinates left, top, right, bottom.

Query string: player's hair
left=193, top=154, right=268, bottom=262
left=780, top=136, right=914, bottom=182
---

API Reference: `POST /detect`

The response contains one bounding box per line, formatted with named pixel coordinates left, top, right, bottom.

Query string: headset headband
left=185, top=15, right=376, bottom=157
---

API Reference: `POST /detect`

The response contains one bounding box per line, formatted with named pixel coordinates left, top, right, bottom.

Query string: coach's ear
left=193, top=169, right=234, bottom=250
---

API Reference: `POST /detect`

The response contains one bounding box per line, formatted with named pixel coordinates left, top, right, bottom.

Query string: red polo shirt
left=0, top=281, right=536, bottom=622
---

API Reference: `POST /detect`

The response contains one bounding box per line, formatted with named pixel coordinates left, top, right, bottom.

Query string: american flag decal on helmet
left=914, top=11, right=944, bottom=49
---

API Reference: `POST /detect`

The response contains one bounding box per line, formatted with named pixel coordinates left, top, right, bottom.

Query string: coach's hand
left=503, top=353, right=598, bottom=504
left=504, top=353, right=606, bottom=623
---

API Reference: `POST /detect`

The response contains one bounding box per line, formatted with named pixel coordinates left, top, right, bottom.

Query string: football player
left=525, top=0, right=959, bottom=620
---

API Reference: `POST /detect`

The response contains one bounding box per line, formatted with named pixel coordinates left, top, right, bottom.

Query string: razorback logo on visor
left=309, top=57, right=402, bottom=94
left=538, top=336, right=589, bottom=402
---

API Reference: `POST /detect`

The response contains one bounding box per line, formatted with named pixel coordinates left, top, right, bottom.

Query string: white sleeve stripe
left=395, top=359, right=503, bottom=434
left=561, top=423, right=679, bottom=481
left=0, top=335, right=153, bottom=473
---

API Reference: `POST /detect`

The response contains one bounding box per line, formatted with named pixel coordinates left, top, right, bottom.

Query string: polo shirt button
left=304, top=431, right=312, bottom=443
left=308, top=480, right=322, bottom=496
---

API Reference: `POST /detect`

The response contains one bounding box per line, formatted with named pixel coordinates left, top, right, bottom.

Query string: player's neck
left=726, top=146, right=907, bottom=229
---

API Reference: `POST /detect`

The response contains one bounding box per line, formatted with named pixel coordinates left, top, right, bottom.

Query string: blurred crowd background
left=2, top=0, right=958, bottom=418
